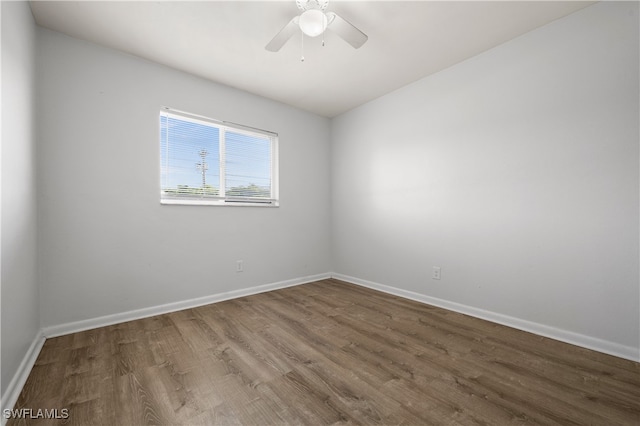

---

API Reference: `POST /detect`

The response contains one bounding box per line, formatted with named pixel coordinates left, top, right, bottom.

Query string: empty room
left=2, top=0, right=639, bottom=424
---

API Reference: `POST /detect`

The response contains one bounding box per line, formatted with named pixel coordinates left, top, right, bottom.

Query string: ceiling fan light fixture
left=299, top=9, right=327, bottom=37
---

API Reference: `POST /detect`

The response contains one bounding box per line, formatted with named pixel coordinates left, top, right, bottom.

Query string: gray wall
left=1, top=1, right=40, bottom=396
left=36, top=29, right=332, bottom=327
left=331, top=2, right=639, bottom=353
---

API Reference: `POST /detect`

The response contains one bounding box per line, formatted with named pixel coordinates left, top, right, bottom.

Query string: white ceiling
left=30, top=1, right=595, bottom=118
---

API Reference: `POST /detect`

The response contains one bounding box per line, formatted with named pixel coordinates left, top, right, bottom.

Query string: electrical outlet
left=236, top=260, right=244, bottom=273
left=432, top=266, right=441, bottom=280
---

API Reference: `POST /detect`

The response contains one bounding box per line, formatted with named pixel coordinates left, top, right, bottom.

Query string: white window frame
left=160, top=107, right=279, bottom=207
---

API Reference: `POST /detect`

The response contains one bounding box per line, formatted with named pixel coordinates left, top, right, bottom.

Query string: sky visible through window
left=160, top=114, right=271, bottom=198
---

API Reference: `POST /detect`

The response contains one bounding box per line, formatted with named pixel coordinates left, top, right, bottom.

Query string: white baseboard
left=43, top=272, right=331, bottom=338
left=331, top=273, right=639, bottom=362
left=1, top=331, right=46, bottom=425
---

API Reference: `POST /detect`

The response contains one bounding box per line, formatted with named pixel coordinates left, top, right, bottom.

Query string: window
left=160, top=108, right=278, bottom=206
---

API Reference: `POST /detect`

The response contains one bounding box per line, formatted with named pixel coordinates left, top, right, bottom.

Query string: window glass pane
left=225, top=131, right=272, bottom=199
left=160, top=114, right=220, bottom=197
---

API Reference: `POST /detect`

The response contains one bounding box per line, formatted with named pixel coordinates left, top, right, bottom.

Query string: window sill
left=160, top=198, right=279, bottom=207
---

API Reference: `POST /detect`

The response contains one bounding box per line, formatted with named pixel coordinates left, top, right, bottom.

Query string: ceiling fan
left=265, top=0, right=368, bottom=52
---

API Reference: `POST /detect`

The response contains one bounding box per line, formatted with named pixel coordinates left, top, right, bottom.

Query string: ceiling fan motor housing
left=296, top=0, right=329, bottom=11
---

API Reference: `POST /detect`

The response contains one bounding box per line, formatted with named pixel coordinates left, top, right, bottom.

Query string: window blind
left=225, top=130, right=273, bottom=201
left=160, top=109, right=278, bottom=205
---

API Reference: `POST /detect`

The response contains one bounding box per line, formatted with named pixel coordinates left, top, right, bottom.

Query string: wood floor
left=9, top=279, right=640, bottom=425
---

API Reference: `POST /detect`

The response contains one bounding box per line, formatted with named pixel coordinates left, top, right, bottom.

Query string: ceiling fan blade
left=266, top=17, right=299, bottom=52
left=326, top=12, right=367, bottom=49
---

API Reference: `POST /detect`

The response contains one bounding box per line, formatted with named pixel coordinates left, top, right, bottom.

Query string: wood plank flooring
left=8, top=279, right=640, bottom=425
